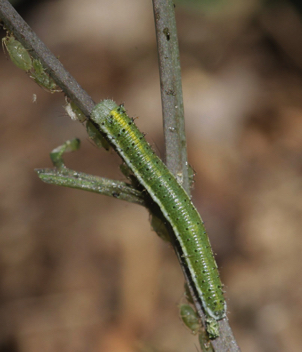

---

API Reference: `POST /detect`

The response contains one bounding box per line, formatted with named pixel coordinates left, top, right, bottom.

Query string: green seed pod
left=30, top=59, right=61, bottom=93
left=179, top=304, right=200, bottom=334
left=150, top=212, right=170, bottom=242
left=119, top=163, right=133, bottom=179
left=86, top=120, right=111, bottom=151
left=2, top=33, right=32, bottom=71
left=198, top=332, right=214, bottom=352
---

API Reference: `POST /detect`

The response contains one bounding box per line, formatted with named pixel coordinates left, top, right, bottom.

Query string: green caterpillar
left=91, top=100, right=226, bottom=321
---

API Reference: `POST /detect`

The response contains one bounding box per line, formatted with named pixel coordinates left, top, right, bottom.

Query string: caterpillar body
left=91, top=99, right=226, bottom=320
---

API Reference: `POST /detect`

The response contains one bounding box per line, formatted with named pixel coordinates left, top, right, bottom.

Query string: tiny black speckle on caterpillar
left=91, top=99, right=226, bottom=321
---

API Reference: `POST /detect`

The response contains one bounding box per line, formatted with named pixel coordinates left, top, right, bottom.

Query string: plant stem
left=152, top=1, right=240, bottom=351
left=152, top=0, right=189, bottom=193
left=36, top=168, right=146, bottom=206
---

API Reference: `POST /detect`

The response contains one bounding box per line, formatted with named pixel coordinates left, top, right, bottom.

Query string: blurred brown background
left=1, top=0, right=302, bottom=351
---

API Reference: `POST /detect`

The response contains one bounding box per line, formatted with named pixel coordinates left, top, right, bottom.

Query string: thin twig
left=152, top=0, right=189, bottom=192
left=35, top=168, right=146, bottom=206
left=152, top=1, right=240, bottom=351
